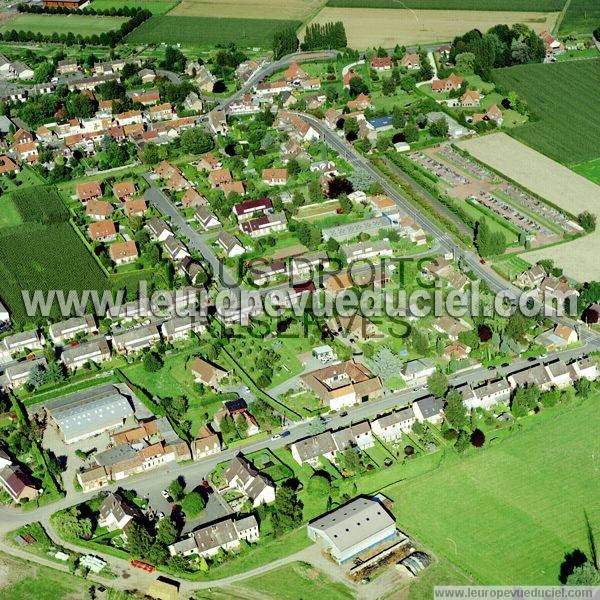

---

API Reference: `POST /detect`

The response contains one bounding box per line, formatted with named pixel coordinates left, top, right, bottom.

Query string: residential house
left=371, top=56, right=393, bottom=71
left=57, top=59, right=79, bottom=75
left=149, top=103, right=173, bottom=121
left=2, top=357, right=47, bottom=389
left=539, top=276, right=579, bottom=307
left=183, top=92, right=203, bottom=112
left=89, top=220, right=117, bottom=242
left=208, top=167, right=233, bottom=189
left=113, top=180, right=136, bottom=203
left=371, top=408, right=416, bottom=442
left=60, top=338, right=111, bottom=371
left=262, top=167, right=288, bottom=186
left=216, top=232, right=245, bottom=258
left=460, top=90, right=480, bottom=108
left=0, top=155, right=19, bottom=175
left=400, top=53, right=420, bottom=70
left=109, top=241, right=138, bottom=265
left=400, top=359, right=436, bottom=384
left=515, top=264, right=546, bottom=289
left=76, top=181, right=102, bottom=204
left=433, top=316, right=472, bottom=341
left=347, top=93, right=373, bottom=111
left=139, top=68, right=156, bottom=84
left=233, top=198, right=272, bottom=222
left=195, top=207, right=221, bottom=231
left=111, top=324, right=160, bottom=354
left=431, top=73, right=464, bottom=92
left=181, top=188, right=207, bottom=209
left=412, top=395, right=444, bottom=424
left=342, top=240, right=393, bottom=263
left=190, top=357, right=228, bottom=389
left=98, top=492, right=142, bottom=532
left=124, top=198, right=147, bottom=218
left=300, top=360, right=382, bottom=411
left=0, top=462, right=39, bottom=503
left=191, top=426, right=221, bottom=460
left=161, top=315, right=206, bottom=342
left=326, top=314, right=382, bottom=342
left=240, top=212, right=287, bottom=238
left=147, top=216, right=173, bottom=242
left=443, top=340, right=471, bottom=361
left=49, top=315, right=97, bottom=345
left=1, top=329, right=44, bottom=356
left=250, top=260, right=287, bottom=286
left=535, top=324, right=578, bottom=351
left=207, top=110, right=228, bottom=135
left=86, top=199, right=113, bottom=220
left=163, top=237, right=190, bottom=262
left=222, top=455, right=276, bottom=507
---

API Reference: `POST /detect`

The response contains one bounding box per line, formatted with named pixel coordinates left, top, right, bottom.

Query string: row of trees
left=272, top=27, right=299, bottom=60
left=474, top=218, right=507, bottom=258
left=301, top=21, right=347, bottom=51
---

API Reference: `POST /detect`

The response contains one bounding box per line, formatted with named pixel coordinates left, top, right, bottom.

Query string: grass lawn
left=0, top=551, right=88, bottom=600
left=384, top=396, right=600, bottom=585
left=556, top=47, right=600, bottom=61
left=237, top=561, right=354, bottom=600
left=572, top=157, right=600, bottom=186
left=0, top=14, right=128, bottom=35
left=454, top=197, right=520, bottom=245
left=492, top=254, right=531, bottom=280
left=559, top=0, right=600, bottom=34
left=90, top=0, right=177, bottom=13
left=0, top=195, right=22, bottom=229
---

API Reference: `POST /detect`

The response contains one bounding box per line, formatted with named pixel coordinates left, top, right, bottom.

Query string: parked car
left=281, top=430, right=290, bottom=438
left=271, top=434, right=281, bottom=440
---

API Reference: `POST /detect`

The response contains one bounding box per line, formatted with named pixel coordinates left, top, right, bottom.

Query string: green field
left=90, top=0, right=177, bottom=14
left=572, top=157, right=600, bottom=185
left=238, top=561, right=354, bottom=600
left=493, top=59, right=600, bottom=165
left=492, top=254, right=531, bottom=280
left=126, top=15, right=302, bottom=47
left=326, top=0, right=564, bottom=9
left=559, top=0, right=600, bottom=34
left=0, top=195, right=22, bottom=229
left=385, top=397, right=600, bottom=585
left=0, top=14, right=128, bottom=36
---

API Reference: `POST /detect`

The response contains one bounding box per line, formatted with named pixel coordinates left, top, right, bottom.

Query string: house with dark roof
left=222, top=455, right=275, bottom=507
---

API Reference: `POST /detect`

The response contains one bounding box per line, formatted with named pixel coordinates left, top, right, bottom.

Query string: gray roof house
left=49, top=315, right=97, bottom=344
left=111, top=324, right=160, bottom=354
left=60, top=338, right=111, bottom=371
left=412, top=395, right=444, bottom=423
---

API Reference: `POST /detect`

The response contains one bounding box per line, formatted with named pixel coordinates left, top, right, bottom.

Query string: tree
left=54, top=507, right=92, bottom=540
left=382, top=77, right=396, bottom=96
left=403, top=121, right=419, bottom=143
left=566, top=563, right=600, bottom=586
left=429, top=117, right=449, bottom=138
left=181, top=491, right=205, bottom=518
left=455, top=52, right=476, bottom=74
left=142, top=142, right=160, bottom=165
left=349, top=75, right=369, bottom=97
left=126, top=522, right=153, bottom=559
left=444, top=388, right=467, bottom=430
left=156, top=517, right=178, bottom=546
left=143, top=351, right=163, bottom=373
left=427, top=371, right=449, bottom=398
left=454, top=429, right=470, bottom=453
left=411, top=328, right=429, bottom=355
left=273, top=27, right=298, bottom=59
left=578, top=211, right=596, bottom=233
left=307, top=473, right=330, bottom=496
left=339, top=448, right=363, bottom=474
left=180, top=128, right=214, bottom=155
left=272, top=484, right=303, bottom=535
left=235, top=413, right=249, bottom=438
left=147, top=540, right=169, bottom=565
left=574, top=377, right=592, bottom=398
left=168, top=478, right=185, bottom=501
left=511, top=385, right=539, bottom=417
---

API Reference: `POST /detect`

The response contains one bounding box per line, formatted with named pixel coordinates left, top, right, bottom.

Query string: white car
left=161, top=490, right=170, bottom=499
left=271, top=434, right=281, bottom=440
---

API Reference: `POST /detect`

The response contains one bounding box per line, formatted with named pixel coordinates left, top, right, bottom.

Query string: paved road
left=142, top=174, right=240, bottom=290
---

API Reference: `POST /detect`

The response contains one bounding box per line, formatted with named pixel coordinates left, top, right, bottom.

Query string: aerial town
left=0, top=0, right=598, bottom=599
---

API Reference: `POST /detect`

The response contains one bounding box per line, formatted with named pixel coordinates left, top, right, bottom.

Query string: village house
left=181, top=188, right=207, bottom=209
left=147, top=215, right=173, bottom=242
left=342, top=240, right=393, bottom=263
left=0, top=155, right=19, bottom=175
left=60, top=338, right=111, bottom=371
left=149, top=102, right=173, bottom=121
left=195, top=207, right=221, bottom=231
left=262, top=167, right=288, bottom=186
left=131, top=90, right=160, bottom=106
left=113, top=180, right=136, bottom=203
left=291, top=251, right=330, bottom=276
left=207, top=110, right=228, bottom=135
left=191, top=425, right=221, bottom=460
left=222, top=455, right=276, bottom=507
left=470, top=104, right=503, bottom=126
left=208, top=167, right=233, bottom=189
left=326, top=314, right=382, bottom=342
left=413, top=395, right=444, bottom=424
left=86, top=199, right=113, bottom=220
left=216, top=232, right=246, bottom=258
left=300, top=360, right=382, bottom=411
left=179, top=257, right=207, bottom=286
left=111, top=324, right=161, bottom=355
left=347, top=93, right=373, bottom=111
left=371, top=407, right=416, bottom=442
left=433, top=316, right=472, bottom=341
left=535, top=324, right=578, bottom=351
left=0, top=457, right=39, bottom=503
left=168, top=516, right=259, bottom=558
left=184, top=91, right=203, bottom=112
left=190, top=357, right=228, bottom=389
left=250, top=260, right=287, bottom=286
left=109, top=241, right=138, bottom=265
left=400, top=359, right=436, bottom=384
left=371, top=56, right=393, bottom=71
left=233, top=198, right=273, bottom=221
left=2, top=357, right=47, bottom=390
left=432, top=73, right=464, bottom=92
left=76, top=180, right=102, bottom=204
left=1, top=329, right=44, bottom=356
left=89, top=220, right=117, bottom=242
left=444, top=340, right=472, bottom=361
left=56, top=59, right=79, bottom=75
left=49, top=314, right=97, bottom=345
left=460, top=90, right=481, bottom=108
left=400, top=53, right=420, bottom=70
left=539, top=276, right=579, bottom=307
left=98, top=492, right=142, bottom=533
left=161, top=315, right=206, bottom=342
left=124, top=198, right=147, bottom=218
left=163, top=237, right=190, bottom=262
left=240, top=212, right=287, bottom=238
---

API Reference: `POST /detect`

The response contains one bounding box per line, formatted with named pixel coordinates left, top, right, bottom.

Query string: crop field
left=169, top=0, right=323, bottom=20
left=304, top=8, right=558, bottom=48
left=90, top=0, right=177, bottom=14
left=572, top=158, right=600, bottom=186
left=385, top=397, right=600, bottom=585
left=326, top=0, right=564, bottom=9
left=127, top=15, right=302, bottom=46
left=493, top=60, right=600, bottom=165
left=559, top=0, right=600, bottom=34
left=458, top=133, right=600, bottom=281
left=0, top=14, right=128, bottom=35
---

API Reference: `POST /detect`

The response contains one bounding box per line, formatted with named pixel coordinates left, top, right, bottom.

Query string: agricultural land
left=558, top=0, right=600, bottom=33
left=169, top=0, right=324, bottom=21
left=90, top=0, right=178, bottom=15
left=0, top=14, right=128, bottom=36
left=493, top=59, right=600, bottom=165
left=326, top=0, right=565, bottom=9
left=126, top=15, right=303, bottom=47
left=304, top=8, right=559, bottom=48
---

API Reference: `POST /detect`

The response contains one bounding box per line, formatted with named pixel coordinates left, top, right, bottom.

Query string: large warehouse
left=44, top=384, right=135, bottom=444
left=307, top=496, right=398, bottom=564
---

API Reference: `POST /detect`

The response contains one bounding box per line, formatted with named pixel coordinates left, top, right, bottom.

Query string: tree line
left=301, top=21, right=347, bottom=51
